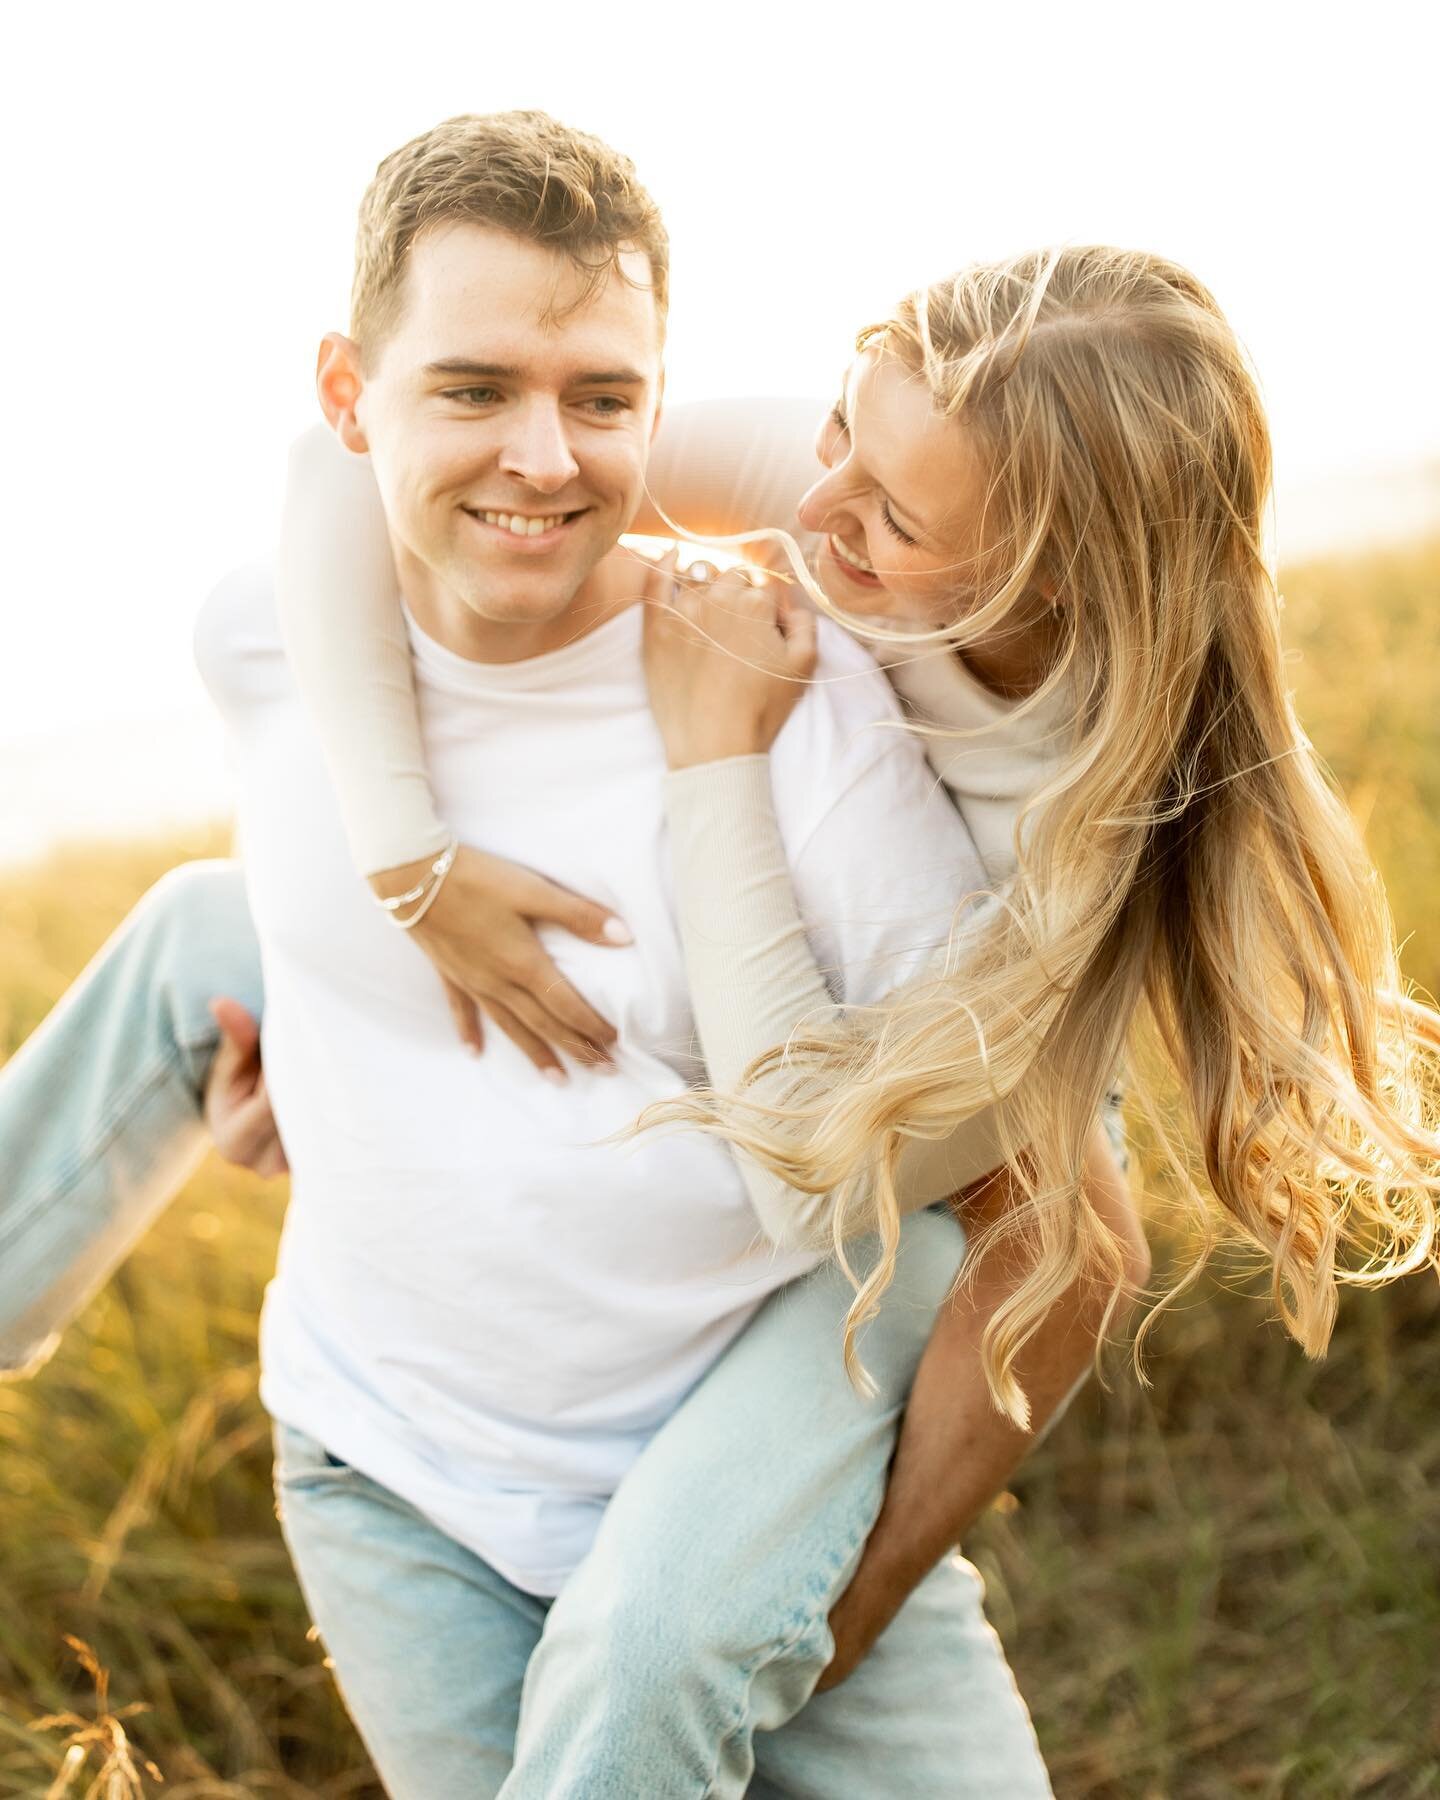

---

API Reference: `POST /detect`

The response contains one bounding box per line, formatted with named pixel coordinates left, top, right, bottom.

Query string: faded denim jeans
left=0, top=860, right=1051, bottom=1794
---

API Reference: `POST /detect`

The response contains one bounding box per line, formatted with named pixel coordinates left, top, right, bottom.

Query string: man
left=1, top=112, right=1141, bottom=1795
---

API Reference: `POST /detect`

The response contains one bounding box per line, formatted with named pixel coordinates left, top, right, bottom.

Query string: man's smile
left=460, top=505, right=591, bottom=549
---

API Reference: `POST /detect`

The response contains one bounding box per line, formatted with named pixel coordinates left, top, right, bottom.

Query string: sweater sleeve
left=633, top=396, right=826, bottom=546
left=273, top=402, right=824, bottom=881
left=274, top=426, right=451, bottom=877
left=663, top=757, right=1010, bottom=1250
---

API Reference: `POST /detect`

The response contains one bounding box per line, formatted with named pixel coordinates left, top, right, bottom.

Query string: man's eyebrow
left=424, top=359, right=521, bottom=379
left=424, top=359, right=648, bottom=385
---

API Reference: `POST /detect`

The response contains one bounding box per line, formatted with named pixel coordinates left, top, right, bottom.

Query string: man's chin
left=456, top=582, right=584, bottom=627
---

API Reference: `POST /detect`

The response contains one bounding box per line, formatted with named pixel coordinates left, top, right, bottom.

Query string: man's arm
left=818, top=1124, right=1150, bottom=1689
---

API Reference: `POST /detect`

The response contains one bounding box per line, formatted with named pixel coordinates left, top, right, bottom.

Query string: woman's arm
left=644, top=560, right=1009, bottom=1245
left=275, top=399, right=827, bottom=873
left=273, top=426, right=630, bottom=1075
left=632, top=397, right=824, bottom=542
left=273, top=401, right=825, bottom=1071
left=275, top=424, right=446, bottom=877
left=663, top=755, right=1010, bottom=1243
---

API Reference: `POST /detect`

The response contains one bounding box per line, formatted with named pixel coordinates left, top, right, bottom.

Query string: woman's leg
left=747, top=1555, right=1049, bottom=1798
left=273, top=1422, right=548, bottom=1800
left=503, top=1206, right=1048, bottom=1798
left=0, top=860, right=262, bottom=1375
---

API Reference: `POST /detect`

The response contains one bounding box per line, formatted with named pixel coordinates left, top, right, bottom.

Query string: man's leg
left=0, top=861, right=260, bottom=1375
left=747, top=1555, right=1050, bottom=1798
left=272, top=1423, right=547, bottom=1800
left=504, top=1206, right=1045, bottom=1798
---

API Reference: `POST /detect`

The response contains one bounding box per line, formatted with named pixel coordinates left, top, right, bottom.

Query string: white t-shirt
left=195, top=564, right=986, bottom=1596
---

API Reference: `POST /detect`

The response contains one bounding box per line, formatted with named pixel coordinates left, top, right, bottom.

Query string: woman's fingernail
left=602, top=918, right=634, bottom=946
left=544, top=1066, right=568, bottom=1086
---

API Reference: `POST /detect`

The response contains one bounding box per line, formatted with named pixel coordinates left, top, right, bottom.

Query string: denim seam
left=701, top=1528, right=865, bottom=1800
left=0, top=1044, right=201, bottom=1250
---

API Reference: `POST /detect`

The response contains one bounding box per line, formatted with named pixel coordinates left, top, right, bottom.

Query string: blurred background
left=1, top=1, right=1437, bottom=1794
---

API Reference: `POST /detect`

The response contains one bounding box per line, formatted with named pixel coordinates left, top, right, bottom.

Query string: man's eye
left=447, top=387, right=500, bottom=405
left=585, top=395, right=629, bottom=416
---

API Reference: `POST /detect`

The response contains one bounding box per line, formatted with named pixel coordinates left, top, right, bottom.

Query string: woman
left=287, top=245, right=1437, bottom=1420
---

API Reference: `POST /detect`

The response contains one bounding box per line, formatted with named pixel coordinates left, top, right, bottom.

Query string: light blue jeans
left=0, top=861, right=1052, bottom=1795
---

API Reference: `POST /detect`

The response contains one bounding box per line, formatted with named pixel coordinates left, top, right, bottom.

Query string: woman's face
left=796, top=348, right=992, bottom=628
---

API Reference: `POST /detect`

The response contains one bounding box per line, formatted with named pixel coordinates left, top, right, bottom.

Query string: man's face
left=342, top=223, right=663, bottom=654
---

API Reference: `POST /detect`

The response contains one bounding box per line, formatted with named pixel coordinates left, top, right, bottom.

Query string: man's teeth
left=482, top=511, right=569, bottom=537
left=830, top=534, right=875, bottom=573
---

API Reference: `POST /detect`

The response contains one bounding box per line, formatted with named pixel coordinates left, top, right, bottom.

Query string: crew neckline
left=402, top=596, right=642, bottom=694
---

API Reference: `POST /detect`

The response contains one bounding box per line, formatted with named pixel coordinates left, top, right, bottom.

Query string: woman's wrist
left=367, top=851, right=448, bottom=902
left=663, top=738, right=773, bottom=772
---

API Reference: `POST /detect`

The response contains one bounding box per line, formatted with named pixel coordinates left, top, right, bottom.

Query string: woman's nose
left=797, top=468, right=846, bottom=534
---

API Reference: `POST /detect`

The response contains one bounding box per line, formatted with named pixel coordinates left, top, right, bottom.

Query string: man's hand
left=203, top=997, right=288, bottom=1179
left=814, top=1125, right=1149, bottom=1692
left=815, top=1578, right=898, bottom=1692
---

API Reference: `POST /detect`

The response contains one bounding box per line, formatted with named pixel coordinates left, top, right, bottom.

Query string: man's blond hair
left=350, top=110, right=669, bottom=361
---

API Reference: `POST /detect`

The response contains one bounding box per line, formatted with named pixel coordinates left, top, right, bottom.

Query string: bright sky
left=2, top=0, right=1436, bottom=774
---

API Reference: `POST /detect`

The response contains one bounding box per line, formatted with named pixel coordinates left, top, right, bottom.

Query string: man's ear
left=316, top=332, right=371, bottom=454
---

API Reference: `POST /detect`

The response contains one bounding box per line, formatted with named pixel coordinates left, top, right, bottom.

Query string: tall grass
left=1, top=541, right=1438, bottom=1797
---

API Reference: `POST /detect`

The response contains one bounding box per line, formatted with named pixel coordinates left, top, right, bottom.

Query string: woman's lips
left=823, top=535, right=882, bottom=586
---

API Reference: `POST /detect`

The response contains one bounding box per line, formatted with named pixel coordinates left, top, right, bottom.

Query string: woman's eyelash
left=830, top=401, right=913, bottom=544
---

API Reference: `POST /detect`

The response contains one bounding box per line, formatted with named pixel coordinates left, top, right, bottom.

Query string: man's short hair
left=350, top=110, right=669, bottom=362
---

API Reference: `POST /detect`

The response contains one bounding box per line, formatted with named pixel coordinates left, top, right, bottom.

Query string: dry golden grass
left=1, top=540, right=1438, bottom=1796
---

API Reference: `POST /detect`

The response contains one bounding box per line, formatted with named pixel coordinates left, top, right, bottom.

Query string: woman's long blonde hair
left=653, top=245, right=1440, bottom=1423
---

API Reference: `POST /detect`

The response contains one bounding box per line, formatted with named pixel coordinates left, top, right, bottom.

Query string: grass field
left=1, top=541, right=1438, bottom=1797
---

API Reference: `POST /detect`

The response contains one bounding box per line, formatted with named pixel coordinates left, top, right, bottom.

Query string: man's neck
left=400, top=546, right=641, bottom=665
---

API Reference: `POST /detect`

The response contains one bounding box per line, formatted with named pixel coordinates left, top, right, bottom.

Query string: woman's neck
left=953, top=601, right=1065, bottom=701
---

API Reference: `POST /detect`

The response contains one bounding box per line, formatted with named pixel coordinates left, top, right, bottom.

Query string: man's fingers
left=252, top=1139, right=290, bottom=1180
left=209, top=996, right=262, bottom=1062
left=213, top=1092, right=282, bottom=1173
left=248, top=1079, right=290, bottom=1178
left=442, top=978, right=485, bottom=1055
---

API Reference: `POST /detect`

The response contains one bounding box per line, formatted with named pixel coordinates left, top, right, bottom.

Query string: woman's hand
left=369, top=846, right=631, bottom=1079
left=640, top=546, right=818, bottom=770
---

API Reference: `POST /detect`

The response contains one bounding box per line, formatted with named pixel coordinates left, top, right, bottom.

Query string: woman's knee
left=133, top=860, right=263, bottom=1057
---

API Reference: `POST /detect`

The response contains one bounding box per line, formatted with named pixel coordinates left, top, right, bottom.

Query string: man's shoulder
left=193, top=560, right=290, bottom=721
left=767, top=610, right=958, bottom=854
left=810, top=613, right=899, bottom=696
left=771, top=614, right=910, bottom=789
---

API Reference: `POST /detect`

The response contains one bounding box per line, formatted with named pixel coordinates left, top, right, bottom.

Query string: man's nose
left=498, top=401, right=581, bottom=494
